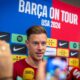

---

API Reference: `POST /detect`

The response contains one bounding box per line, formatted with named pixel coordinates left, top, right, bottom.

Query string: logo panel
left=11, top=33, right=27, bottom=44
left=58, top=40, right=69, bottom=48
left=44, top=47, right=56, bottom=56
left=69, top=50, right=79, bottom=57
left=12, top=55, right=27, bottom=62
left=10, top=44, right=27, bottom=54
left=0, top=32, right=10, bottom=42
left=69, top=58, right=79, bottom=67
left=57, top=48, right=69, bottom=57
left=47, top=38, right=57, bottom=47
left=69, top=42, right=79, bottom=50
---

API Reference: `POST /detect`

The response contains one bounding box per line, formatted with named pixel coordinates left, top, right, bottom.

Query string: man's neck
left=25, top=56, right=40, bottom=68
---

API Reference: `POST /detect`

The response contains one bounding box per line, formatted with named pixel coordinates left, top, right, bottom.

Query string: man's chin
left=35, top=57, right=43, bottom=61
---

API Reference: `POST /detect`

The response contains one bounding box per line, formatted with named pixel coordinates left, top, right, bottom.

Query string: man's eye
left=33, top=42, right=38, bottom=45
left=42, top=42, right=46, bottom=45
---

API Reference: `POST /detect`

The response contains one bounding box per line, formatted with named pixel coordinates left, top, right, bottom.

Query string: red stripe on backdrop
left=51, top=0, right=80, bottom=42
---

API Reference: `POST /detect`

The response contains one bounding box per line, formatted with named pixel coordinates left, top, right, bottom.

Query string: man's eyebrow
left=32, top=41, right=39, bottom=44
left=42, top=41, right=46, bottom=42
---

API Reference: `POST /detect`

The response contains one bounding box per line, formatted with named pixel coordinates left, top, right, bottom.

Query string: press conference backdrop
left=0, top=0, right=80, bottom=69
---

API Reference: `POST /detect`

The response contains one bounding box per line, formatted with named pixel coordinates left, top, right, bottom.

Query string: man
left=13, top=25, right=47, bottom=80
left=0, top=26, right=80, bottom=80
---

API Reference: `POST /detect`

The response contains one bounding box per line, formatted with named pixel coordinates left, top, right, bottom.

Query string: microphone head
left=23, top=68, right=34, bottom=80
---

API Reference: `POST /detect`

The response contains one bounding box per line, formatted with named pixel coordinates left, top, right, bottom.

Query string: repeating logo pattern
left=0, top=32, right=79, bottom=67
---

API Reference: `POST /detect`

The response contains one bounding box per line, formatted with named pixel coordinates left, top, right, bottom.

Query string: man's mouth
left=36, top=52, right=43, bottom=57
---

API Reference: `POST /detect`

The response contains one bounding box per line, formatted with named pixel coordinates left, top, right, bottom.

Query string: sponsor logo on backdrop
left=69, top=50, right=79, bottom=57
left=0, top=35, right=7, bottom=38
left=69, top=58, right=79, bottom=67
left=0, top=32, right=10, bottom=42
left=73, top=43, right=77, bottom=48
left=57, top=48, right=69, bottom=57
left=58, top=40, right=69, bottom=48
left=13, top=47, right=25, bottom=52
left=12, top=55, right=27, bottom=62
left=47, top=38, right=57, bottom=47
left=11, top=33, right=27, bottom=44
left=10, top=44, right=26, bottom=54
left=17, top=35, right=23, bottom=42
left=69, top=42, right=79, bottom=50
left=44, top=47, right=56, bottom=56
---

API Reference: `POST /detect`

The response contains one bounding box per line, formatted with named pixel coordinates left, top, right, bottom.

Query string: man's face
left=26, top=33, right=47, bottom=61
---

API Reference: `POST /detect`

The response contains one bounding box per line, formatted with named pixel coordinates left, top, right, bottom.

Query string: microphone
left=23, top=68, right=34, bottom=80
left=70, top=67, right=80, bottom=80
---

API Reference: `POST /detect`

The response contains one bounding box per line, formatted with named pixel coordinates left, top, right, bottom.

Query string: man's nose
left=38, top=44, right=43, bottom=50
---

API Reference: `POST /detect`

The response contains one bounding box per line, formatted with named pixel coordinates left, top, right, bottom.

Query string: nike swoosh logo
left=13, top=47, right=25, bottom=51
left=59, top=42, right=67, bottom=46
left=0, top=35, right=7, bottom=38
left=71, top=52, right=77, bottom=56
